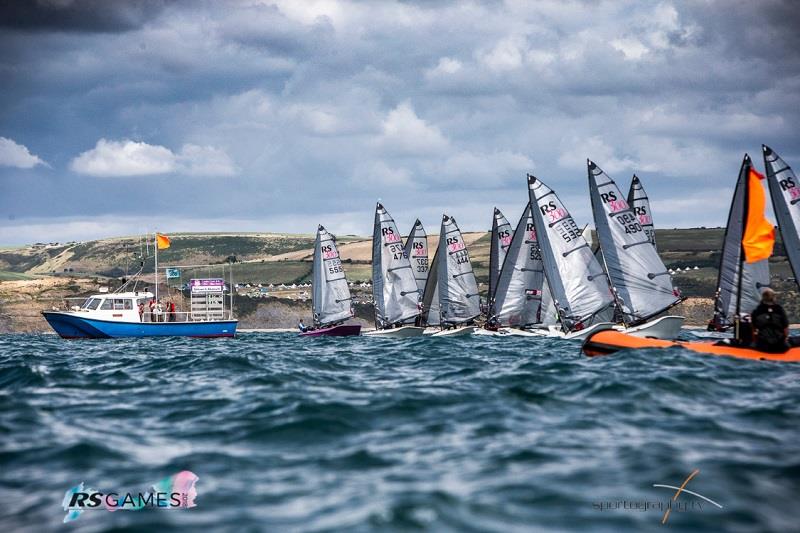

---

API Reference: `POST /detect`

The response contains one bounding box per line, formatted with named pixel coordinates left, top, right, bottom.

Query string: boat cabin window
left=82, top=298, right=101, bottom=310
left=100, top=299, right=113, bottom=310
left=113, top=299, right=132, bottom=310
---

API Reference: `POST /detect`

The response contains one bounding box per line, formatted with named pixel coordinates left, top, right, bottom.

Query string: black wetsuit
left=751, top=303, right=789, bottom=353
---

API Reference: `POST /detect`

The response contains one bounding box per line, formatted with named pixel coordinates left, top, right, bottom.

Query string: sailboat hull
left=536, top=322, right=616, bottom=341
left=431, top=326, right=477, bottom=337
left=474, top=327, right=543, bottom=337
left=364, top=326, right=425, bottom=338
left=616, top=315, right=684, bottom=340
left=299, top=324, right=362, bottom=337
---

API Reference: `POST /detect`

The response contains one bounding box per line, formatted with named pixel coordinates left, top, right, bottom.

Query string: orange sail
left=742, top=167, right=774, bottom=263
left=156, top=233, right=171, bottom=250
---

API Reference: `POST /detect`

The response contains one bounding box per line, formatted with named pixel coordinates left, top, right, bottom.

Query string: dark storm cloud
left=1, top=0, right=799, bottom=244
left=0, top=0, right=168, bottom=33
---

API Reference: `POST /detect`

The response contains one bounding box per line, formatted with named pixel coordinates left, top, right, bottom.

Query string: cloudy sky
left=1, top=0, right=799, bottom=245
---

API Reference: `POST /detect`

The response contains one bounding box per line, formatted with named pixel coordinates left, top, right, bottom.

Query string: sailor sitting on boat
left=751, top=288, right=790, bottom=353
left=298, top=319, right=308, bottom=333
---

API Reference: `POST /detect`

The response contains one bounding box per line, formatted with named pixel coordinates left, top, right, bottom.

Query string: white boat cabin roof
left=86, top=291, right=154, bottom=301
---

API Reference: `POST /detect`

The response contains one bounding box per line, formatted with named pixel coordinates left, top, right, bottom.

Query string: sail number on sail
left=779, top=175, right=800, bottom=200
left=540, top=201, right=583, bottom=243
left=382, top=227, right=402, bottom=243
left=600, top=191, right=644, bottom=236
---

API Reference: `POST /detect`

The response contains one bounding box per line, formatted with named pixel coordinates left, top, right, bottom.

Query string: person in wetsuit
left=751, top=288, right=789, bottom=353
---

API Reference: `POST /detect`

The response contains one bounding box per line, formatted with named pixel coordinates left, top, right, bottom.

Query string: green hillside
left=0, top=229, right=796, bottom=301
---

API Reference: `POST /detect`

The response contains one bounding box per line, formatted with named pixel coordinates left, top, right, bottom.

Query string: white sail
left=403, top=219, right=429, bottom=295
left=588, top=161, right=680, bottom=325
left=371, top=203, right=420, bottom=328
left=627, top=175, right=657, bottom=249
left=312, top=225, right=352, bottom=327
left=491, top=203, right=546, bottom=327
left=527, top=174, right=614, bottom=331
left=763, top=145, right=800, bottom=287
left=711, top=154, right=770, bottom=328
left=422, top=215, right=480, bottom=326
left=539, top=278, right=559, bottom=327
left=488, top=208, right=513, bottom=300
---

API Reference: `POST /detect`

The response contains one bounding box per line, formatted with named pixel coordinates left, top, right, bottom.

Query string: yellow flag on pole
left=156, top=233, right=171, bottom=250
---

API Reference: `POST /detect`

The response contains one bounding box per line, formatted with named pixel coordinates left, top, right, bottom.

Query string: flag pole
left=154, top=232, right=159, bottom=304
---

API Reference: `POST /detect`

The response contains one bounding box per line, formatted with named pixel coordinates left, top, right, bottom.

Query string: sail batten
left=588, top=162, right=680, bottom=325
left=371, top=203, right=420, bottom=328
left=312, top=225, right=353, bottom=328
left=527, top=175, right=614, bottom=331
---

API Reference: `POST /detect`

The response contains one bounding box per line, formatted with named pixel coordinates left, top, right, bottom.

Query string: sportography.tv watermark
left=62, top=470, right=198, bottom=523
left=592, top=469, right=723, bottom=525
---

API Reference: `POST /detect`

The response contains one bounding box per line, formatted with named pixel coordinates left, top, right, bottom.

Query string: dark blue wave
left=0, top=332, right=798, bottom=532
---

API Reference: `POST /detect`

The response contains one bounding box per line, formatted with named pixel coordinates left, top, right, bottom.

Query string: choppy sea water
left=1, top=332, right=798, bottom=532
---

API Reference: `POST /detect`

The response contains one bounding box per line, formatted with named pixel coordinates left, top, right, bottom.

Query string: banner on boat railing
left=166, top=268, right=181, bottom=279
left=190, top=278, right=225, bottom=293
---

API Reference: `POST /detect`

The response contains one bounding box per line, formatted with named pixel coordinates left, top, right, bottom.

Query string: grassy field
left=0, top=271, right=35, bottom=281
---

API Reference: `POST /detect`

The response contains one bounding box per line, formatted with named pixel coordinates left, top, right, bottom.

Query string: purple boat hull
left=299, top=324, right=362, bottom=337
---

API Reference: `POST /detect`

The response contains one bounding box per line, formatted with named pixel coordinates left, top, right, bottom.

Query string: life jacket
left=753, top=305, right=786, bottom=347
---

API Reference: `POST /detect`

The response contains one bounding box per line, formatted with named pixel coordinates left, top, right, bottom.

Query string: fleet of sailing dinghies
left=404, top=219, right=429, bottom=296
left=763, top=145, right=800, bottom=290
left=365, top=203, right=425, bottom=337
left=527, top=174, right=616, bottom=334
left=709, top=155, right=772, bottom=332
left=627, top=175, right=657, bottom=249
left=296, top=145, right=794, bottom=346
left=488, top=208, right=513, bottom=301
left=421, top=215, right=481, bottom=335
left=587, top=160, right=683, bottom=328
left=301, top=225, right=361, bottom=337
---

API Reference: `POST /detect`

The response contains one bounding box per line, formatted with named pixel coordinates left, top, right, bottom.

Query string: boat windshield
left=82, top=298, right=101, bottom=310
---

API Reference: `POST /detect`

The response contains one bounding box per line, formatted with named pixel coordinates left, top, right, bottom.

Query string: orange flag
left=742, top=167, right=774, bottom=263
left=156, top=233, right=171, bottom=250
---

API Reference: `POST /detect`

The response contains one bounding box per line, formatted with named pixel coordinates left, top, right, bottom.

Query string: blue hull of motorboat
left=42, top=312, right=237, bottom=339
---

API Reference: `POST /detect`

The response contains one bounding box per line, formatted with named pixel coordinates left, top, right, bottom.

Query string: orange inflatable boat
left=582, top=330, right=800, bottom=362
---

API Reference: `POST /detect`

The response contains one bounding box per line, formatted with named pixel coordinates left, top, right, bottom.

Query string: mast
left=734, top=155, right=751, bottom=340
